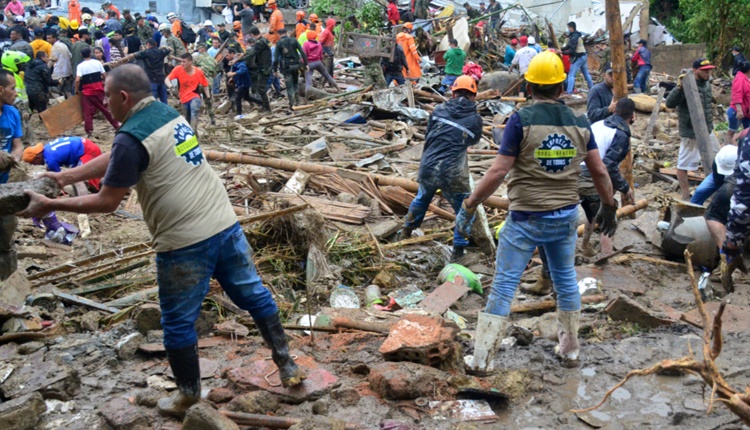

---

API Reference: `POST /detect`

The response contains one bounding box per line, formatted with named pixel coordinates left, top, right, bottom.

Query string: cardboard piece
left=39, top=95, right=83, bottom=138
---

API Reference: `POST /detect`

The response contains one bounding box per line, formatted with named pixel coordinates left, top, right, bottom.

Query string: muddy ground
left=2, top=85, right=750, bottom=430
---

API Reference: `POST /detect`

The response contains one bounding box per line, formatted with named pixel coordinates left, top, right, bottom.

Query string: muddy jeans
left=156, top=222, right=278, bottom=350
left=182, top=97, right=202, bottom=133
left=404, top=183, right=470, bottom=248
left=0, top=215, right=17, bottom=280
left=486, top=208, right=580, bottom=316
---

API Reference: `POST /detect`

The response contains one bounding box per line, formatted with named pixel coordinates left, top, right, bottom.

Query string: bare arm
left=464, top=154, right=516, bottom=209
left=19, top=184, right=130, bottom=217
left=583, top=149, right=616, bottom=206
left=42, top=152, right=111, bottom=188
left=10, top=137, right=21, bottom=161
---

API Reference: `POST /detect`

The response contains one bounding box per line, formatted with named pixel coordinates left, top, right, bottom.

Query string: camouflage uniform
left=137, top=23, right=154, bottom=45
left=194, top=53, right=218, bottom=124
left=726, top=138, right=750, bottom=248
left=360, top=57, right=387, bottom=90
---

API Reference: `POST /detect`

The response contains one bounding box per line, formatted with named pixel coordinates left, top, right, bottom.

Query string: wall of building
left=650, top=43, right=706, bottom=76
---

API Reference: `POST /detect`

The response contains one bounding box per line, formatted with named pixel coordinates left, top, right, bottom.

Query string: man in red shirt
left=318, top=18, right=337, bottom=77
left=387, top=0, right=400, bottom=26
left=167, top=53, right=211, bottom=136
left=75, top=47, right=119, bottom=138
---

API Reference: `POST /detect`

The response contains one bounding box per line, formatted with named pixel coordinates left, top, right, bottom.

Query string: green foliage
left=655, top=0, right=750, bottom=64
left=310, top=0, right=386, bottom=35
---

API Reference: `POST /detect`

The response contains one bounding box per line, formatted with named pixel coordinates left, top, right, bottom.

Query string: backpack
left=179, top=21, right=197, bottom=44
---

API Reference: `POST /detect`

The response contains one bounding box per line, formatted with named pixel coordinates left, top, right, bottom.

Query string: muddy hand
left=456, top=201, right=477, bottom=240
left=17, top=190, right=53, bottom=218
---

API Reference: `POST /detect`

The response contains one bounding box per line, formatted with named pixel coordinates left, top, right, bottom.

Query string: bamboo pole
left=204, top=150, right=511, bottom=209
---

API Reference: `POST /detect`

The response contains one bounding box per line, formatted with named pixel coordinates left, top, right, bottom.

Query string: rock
left=16, top=245, right=48, bottom=260
left=372, top=270, right=397, bottom=289
left=369, top=220, right=401, bottom=240
left=369, top=198, right=382, bottom=217
left=166, top=358, right=219, bottom=380
left=302, top=137, right=329, bottom=160
left=330, top=387, right=360, bottom=407
left=16, top=341, right=45, bottom=355
left=226, top=391, right=279, bottom=414
left=207, top=387, right=235, bottom=404
left=289, top=416, right=348, bottom=430
left=477, top=71, right=521, bottom=93
left=0, top=177, right=60, bottom=216
left=312, top=398, right=329, bottom=415
left=146, top=375, right=176, bottom=390
left=507, top=325, right=534, bottom=346
left=379, top=314, right=462, bottom=371
left=146, top=330, right=163, bottom=343
left=515, top=313, right=557, bottom=341
left=99, top=397, right=149, bottom=430
left=605, top=295, right=674, bottom=329
left=134, top=387, right=166, bottom=408
left=0, top=391, right=47, bottom=430
left=134, top=304, right=162, bottom=335
left=0, top=271, right=32, bottom=307
left=0, top=350, right=80, bottom=400
left=356, top=191, right=372, bottom=207
left=182, top=403, right=239, bottom=430
left=195, top=309, right=219, bottom=336
left=368, top=362, right=454, bottom=400
left=336, top=192, right=357, bottom=204
left=486, top=369, right=540, bottom=401
left=76, top=311, right=102, bottom=332
left=116, top=333, right=145, bottom=360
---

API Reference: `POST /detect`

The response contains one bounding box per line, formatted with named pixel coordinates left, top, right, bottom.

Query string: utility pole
left=639, top=0, right=650, bottom=42
left=606, top=0, right=635, bottom=210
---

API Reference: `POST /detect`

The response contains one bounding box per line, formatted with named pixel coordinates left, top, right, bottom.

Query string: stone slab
left=227, top=352, right=338, bottom=404
left=419, top=281, right=469, bottom=314
left=681, top=303, right=750, bottom=333
left=0, top=178, right=60, bottom=216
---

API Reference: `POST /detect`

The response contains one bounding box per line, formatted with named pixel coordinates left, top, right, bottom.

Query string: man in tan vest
left=18, top=64, right=306, bottom=418
left=457, top=51, right=618, bottom=372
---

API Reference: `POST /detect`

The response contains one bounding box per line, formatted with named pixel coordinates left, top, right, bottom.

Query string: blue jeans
left=156, top=222, right=278, bottom=350
left=566, top=54, right=594, bottom=93
left=633, top=64, right=651, bottom=93
left=267, top=74, right=281, bottom=94
left=485, top=209, right=580, bottom=316
left=440, top=74, right=459, bottom=93
left=385, top=73, right=405, bottom=87
left=727, top=106, right=750, bottom=132
left=182, top=97, right=202, bottom=130
left=151, top=83, right=168, bottom=104
left=690, top=172, right=722, bottom=205
left=404, top=183, right=470, bottom=248
left=212, top=73, right=222, bottom=95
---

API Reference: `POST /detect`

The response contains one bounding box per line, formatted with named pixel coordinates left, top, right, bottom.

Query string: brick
left=379, top=314, right=461, bottom=370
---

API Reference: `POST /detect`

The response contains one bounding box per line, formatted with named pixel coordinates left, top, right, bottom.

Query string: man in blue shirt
left=225, top=48, right=254, bottom=115
left=0, top=68, right=23, bottom=281
left=23, top=136, right=103, bottom=190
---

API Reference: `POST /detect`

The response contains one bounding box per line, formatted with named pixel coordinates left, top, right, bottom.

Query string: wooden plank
left=682, top=70, right=716, bottom=172
left=380, top=186, right=456, bottom=221
left=266, top=193, right=370, bottom=224
left=646, top=87, right=667, bottom=139
left=55, top=291, right=120, bottom=313
left=39, top=94, right=84, bottom=138
left=659, top=167, right=706, bottom=182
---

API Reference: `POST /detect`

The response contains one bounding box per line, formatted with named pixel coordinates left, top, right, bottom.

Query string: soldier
left=193, top=44, right=218, bottom=125
left=240, top=27, right=272, bottom=112
left=273, top=27, right=307, bottom=110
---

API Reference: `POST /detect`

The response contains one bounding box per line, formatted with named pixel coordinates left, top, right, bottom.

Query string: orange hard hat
left=451, top=75, right=478, bottom=94
left=310, top=13, right=319, bottom=22
left=23, top=143, right=44, bottom=163
left=296, top=10, right=305, bottom=20
left=404, top=22, right=413, bottom=30
left=233, top=21, right=241, bottom=30
left=307, top=30, right=318, bottom=40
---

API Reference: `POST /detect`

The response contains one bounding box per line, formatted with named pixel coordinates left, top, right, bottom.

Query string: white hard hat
left=528, top=36, right=536, bottom=44
left=167, top=12, right=177, bottom=19
left=95, top=18, right=105, bottom=27
left=716, top=144, right=739, bottom=175
left=159, top=22, right=170, bottom=31
left=204, top=20, right=213, bottom=26
left=14, top=15, right=24, bottom=22
left=81, top=13, right=92, bottom=21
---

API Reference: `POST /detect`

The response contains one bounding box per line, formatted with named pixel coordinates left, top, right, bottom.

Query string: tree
left=310, top=0, right=386, bottom=35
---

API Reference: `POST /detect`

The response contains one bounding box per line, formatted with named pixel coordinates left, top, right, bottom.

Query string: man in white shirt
left=48, top=31, right=73, bottom=97
left=511, top=41, right=538, bottom=75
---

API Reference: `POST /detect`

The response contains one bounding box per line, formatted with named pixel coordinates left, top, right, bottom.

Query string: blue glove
left=456, top=201, right=477, bottom=240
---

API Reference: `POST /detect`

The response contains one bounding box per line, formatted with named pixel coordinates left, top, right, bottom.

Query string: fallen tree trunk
left=205, top=150, right=511, bottom=209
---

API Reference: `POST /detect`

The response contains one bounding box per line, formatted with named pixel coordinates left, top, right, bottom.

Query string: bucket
left=438, top=264, right=482, bottom=294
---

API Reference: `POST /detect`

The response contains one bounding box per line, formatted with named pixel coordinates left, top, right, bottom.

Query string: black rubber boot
left=157, top=344, right=201, bottom=419
left=255, top=312, right=307, bottom=387
left=450, top=246, right=466, bottom=263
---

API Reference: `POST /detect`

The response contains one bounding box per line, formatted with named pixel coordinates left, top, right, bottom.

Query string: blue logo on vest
left=173, top=123, right=203, bottom=166
left=534, top=133, right=577, bottom=173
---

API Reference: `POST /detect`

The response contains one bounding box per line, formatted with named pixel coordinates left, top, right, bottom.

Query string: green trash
left=438, top=263, right=483, bottom=295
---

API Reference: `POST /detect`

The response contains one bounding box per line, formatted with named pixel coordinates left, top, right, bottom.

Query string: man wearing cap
left=102, top=1, right=120, bottom=20
left=160, top=25, right=186, bottom=71
left=528, top=36, right=541, bottom=53
left=295, top=12, right=308, bottom=39
left=441, top=38, right=465, bottom=93
left=122, top=9, right=137, bottom=36
left=732, top=47, right=747, bottom=76
left=479, top=1, right=487, bottom=14
left=400, top=75, right=482, bottom=262
left=561, top=21, right=593, bottom=94
left=459, top=51, right=616, bottom=372
left=666, top=58, right=720, bottom=200
left=631, top=39, right=651, bottom=94
left=587, top=67, right=615, bottom=123
left=136, top=14, right=154, bottom=45
left=274, top=27, right=307, bottom=110
left=504, top=39, right=517, bottom=68
left=167, top=13, right=186, bottom=49
left=70, top=28, right=91, bottom=74
left=197, top=20, right=217, bottom=47
left=510, top=35, right=536, bottom=75
left=267, top=0, right=284, bottom=45
left=23, top=136, right=103, bottom=190
left=216, top=22, right=230, bottom=43
left=397, top=23, right=421, bottom=83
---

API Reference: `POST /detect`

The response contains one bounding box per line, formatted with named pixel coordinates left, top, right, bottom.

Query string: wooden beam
left=639, top=0, right=650, bottom=42
left=646, top=87, right=666, bottom=139
left=682, top=71, right=716, bottom=172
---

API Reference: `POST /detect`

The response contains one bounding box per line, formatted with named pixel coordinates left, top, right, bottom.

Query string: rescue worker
left=397, top=22, right=421, bottom=83
left=318, top=18, right=337, bottom=77
left=2, top=50, right=29, bottom=108
left=19, top=64, right=306, bottom=418
left=240, top=27, right=272, bottom=112
left=587, top=67, right=615, bottom=123
left=273, top=27, right=307, bottom=110
left=458, top=51, right=617, bottom=372
left=23, top=136, right=103, bottom=190
left=295, top=11, right=309, bottom=38
left=267, top=0, right=284, bottom=45
left=102, top=1, right=121, bottom=20
left=382, top=43, right=408, bottom=87
left=167, top=12, right=186, bottom=49
left=400, top=76, right=482, bottom=262
left=24, top=51, right=57, bottom=113
left=122, top=9, right=137, bottom=36
left=227, top=48, right=254, bottom=115
left=192, top=44, right=218, bottom=125
left=665, top=58, right=719, bottom=200
left=0, top=69, right=23, bottom=281
left=136, top=14, right=154, bottom=45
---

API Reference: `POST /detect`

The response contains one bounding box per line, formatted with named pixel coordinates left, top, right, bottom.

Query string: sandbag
left=629, top=93, right=666, bottom=113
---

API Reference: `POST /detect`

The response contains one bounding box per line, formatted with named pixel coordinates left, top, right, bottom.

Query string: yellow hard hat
left=70, top=19, right=79, bottom=30
left=524, top=50, right=567, bottom=85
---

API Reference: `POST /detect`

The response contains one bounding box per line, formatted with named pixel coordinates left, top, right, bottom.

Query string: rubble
left=0, top=178, right=60, bottom=215
left=98, top=397, right=150, bottom=430
left=379, top=314, right=462, bottom=371
left=183, top=403, right=239, bottom=430
left=0, top=391, right=47, bottom=430
left=368, top=361, right=455, bottom=400
left=605, top=295, right=675, bottom=329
